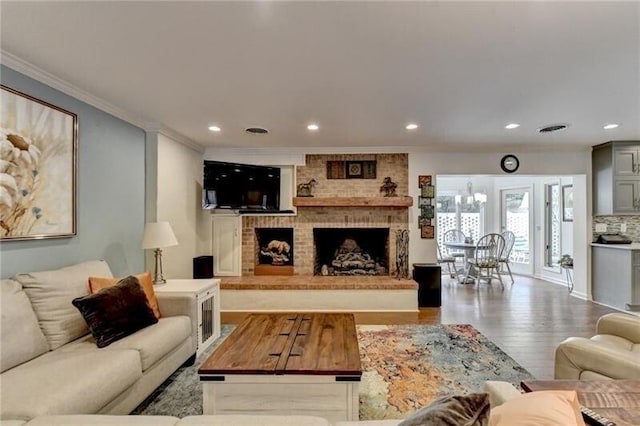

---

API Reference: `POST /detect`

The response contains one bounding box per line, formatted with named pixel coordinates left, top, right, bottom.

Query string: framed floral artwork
left=1, top=85, right=77, bottom=240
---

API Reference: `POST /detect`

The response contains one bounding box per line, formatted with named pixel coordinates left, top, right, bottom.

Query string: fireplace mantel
left=292, top=196, right=413, bottom=208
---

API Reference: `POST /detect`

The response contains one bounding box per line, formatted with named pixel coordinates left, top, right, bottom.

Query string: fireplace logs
left=321, top=237, right=386, bottom=276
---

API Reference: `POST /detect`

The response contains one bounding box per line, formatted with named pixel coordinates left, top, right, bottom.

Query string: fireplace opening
left=313, top=228, right=389, bottom=276
left=255, top=228, right=294, bottom=275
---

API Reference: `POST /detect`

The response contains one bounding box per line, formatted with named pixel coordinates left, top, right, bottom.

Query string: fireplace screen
left=313, top=228, right=389, bottom=276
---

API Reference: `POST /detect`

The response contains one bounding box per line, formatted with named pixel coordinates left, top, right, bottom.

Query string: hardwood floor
left=221, top=275, right=621, bottom=379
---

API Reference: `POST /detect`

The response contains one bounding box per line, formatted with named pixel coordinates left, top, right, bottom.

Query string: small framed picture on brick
left=346, top=161, right=363, bottom=178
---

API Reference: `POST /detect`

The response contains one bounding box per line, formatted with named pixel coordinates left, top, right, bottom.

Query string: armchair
left=554, top=313, right=640, bottom=380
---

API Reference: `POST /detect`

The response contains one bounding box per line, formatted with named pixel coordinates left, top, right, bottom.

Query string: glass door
left=500, top=187, right=533, bottom=275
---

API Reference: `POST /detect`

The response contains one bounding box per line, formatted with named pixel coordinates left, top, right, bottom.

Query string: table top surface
left=444, top=242, right=477, bottom=248
left=521, top=380, right=640, bottom=426
left=154, top=278, right=219, bottom=293
left=198, top=313, right=362, bottom=376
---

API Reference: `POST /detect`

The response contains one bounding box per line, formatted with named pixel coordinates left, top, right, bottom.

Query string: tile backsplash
left=593, top=216, right=640, bottom=242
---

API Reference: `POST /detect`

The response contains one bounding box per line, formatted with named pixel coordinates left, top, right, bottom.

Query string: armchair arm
left=554, top=337, right=640, bottom=380
left=483, top=381, right=522, bottom=407
left=596, top=313, right=640, bottom=343
left=157, top=293, right=198, bottom=353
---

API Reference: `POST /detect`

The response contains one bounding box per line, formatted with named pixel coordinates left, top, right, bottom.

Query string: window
left=436, top=192, right=484, bottom=248
left=545, top=183, right=561, bottom=268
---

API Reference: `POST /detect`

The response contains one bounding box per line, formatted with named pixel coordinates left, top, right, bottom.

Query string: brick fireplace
left=313, top=227, right=389, bottom=276
left=240, top=153, right=410, bottom=276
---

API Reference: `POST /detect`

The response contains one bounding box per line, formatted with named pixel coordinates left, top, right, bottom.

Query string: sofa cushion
left=1, top=279, right=50, bottom=372
left=398, top=393, right=490, bottom=426
left=489, top=390, right=585, bottom=426
left=65, top=316, right=191, bottom=371
left=0, top=347, right=141, bottom=420
left=178, top=415, right=331, bottom=426
left=14, top=260, right=113, bottom=350
left=89, top=271, right=161, bottom=319
left=25, top=415, right=178, bottom=425
left=72, top=276, right=158, bottom=348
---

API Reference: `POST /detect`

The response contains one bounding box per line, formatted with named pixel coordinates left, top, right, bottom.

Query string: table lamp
left=142, top=221, right=178, bottom=285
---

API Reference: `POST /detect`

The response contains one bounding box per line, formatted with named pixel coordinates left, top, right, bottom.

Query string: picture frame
left=418, top=175, right=431, bottom=188
left=346, top=161, right=363, bottom=178
left=562, top=184, right=573, bottom=222
left=421, top=204, right=435, bottom=219
left=421, top=185, right=435, bottom=198
left=1, top=85, right=77, bottom=241
left=421, top=225, right=434, bottom=239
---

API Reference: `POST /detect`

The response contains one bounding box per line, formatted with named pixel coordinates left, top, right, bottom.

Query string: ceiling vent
left=538, top=123, right=569, bottom=133
left=245, top=127, right=269, bottom=135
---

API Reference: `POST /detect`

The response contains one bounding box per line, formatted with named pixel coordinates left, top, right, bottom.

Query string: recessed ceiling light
left=504, top=123, right=520, bottom=130
left=208, top=125, right=221, bottom=132
left=405, top=123, right=418, bottom=130
left=538, top=123, right=569, bottom=133
left=307, top=124, right=319, bottom=131
left=603, top=123, right=620, bottom=130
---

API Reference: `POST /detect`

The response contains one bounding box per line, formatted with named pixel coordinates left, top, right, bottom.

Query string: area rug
left=133, top=324, right=533, bottom=420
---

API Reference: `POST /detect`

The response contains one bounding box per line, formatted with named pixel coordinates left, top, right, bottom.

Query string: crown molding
left=148, top=124, right=205, bottom=153
left=1, top=50, right=203, bottom=152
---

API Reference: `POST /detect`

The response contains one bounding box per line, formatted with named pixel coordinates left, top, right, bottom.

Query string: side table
left=156, top=279, right=221, bottom=357
left=561, top=264, right=574, bottom=293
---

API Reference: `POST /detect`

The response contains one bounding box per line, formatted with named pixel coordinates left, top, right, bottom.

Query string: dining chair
left=463, top=233, right=506, bottom=288
left=500, top=230, right=516, bottom=284
left=442, top=229, right=466, bottom=270
left=437, top=241, right=457, bottom=278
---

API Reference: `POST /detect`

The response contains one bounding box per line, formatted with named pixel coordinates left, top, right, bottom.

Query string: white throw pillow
left=1, top=279, right=50, bottom=372
left=15, top=260, right=113, bottom=350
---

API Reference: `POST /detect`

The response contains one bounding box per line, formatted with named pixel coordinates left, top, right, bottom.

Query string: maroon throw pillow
left=72, top=275, right=158, bottom=348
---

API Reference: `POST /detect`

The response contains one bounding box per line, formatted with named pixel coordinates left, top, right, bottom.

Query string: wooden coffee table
left=521, top=380, right=640, bottom=426
left=198, top=313, right=362, bottom=422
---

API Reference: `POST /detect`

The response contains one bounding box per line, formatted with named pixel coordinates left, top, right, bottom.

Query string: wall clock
left=500, top=155, right=520, bottom=173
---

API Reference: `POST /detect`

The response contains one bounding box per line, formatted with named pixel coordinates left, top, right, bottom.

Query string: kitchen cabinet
left=211, top=214, right=241, bottom=276
left=591, top=244, right=640, bottom=311
left=592, top=141, right=640, bottom=215
left=613, top=179, right=640, bottom=213
left=613, top=146, right=640, bottom=176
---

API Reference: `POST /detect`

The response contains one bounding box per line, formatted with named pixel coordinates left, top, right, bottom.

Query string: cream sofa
left=0, top=381, right=523, bottom=425
left=0, top=260, right=198, bottom=421
left=554, top=312, right=640, bottom=380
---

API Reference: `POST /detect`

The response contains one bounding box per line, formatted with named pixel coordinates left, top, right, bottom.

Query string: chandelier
left=455, top=181, right=487, bottom=205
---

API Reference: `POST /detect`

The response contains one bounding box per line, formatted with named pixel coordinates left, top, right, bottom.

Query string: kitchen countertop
left=591, top=243, right=640, bottom=250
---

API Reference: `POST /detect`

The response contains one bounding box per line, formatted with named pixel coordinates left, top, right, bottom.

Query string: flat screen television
left=203, top=160, right=280, bottom=211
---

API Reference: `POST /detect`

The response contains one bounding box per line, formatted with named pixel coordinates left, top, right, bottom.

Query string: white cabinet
left=212, top=214, right=241, bottom=276
left=156, top=279, right=221, bottom=357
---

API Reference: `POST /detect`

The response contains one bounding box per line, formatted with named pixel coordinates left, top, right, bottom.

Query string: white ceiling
left=1, top=1, right=639, bottom=151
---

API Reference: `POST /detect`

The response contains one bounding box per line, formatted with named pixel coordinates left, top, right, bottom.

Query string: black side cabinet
left=412, top=263, right=441, bottom=307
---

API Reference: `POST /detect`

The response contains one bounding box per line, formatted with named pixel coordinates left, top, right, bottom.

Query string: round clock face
left=500, top=155, right=520, bottom=173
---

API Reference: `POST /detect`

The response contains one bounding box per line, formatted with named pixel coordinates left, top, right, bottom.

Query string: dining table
left=443, top=241, right=486, bottom=283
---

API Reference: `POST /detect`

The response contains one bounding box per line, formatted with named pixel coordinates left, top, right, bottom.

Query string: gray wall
left=0, top=66, right=146, bottom=277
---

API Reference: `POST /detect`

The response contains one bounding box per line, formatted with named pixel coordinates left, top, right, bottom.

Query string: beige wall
left=156, top=133, right=208, bottom=279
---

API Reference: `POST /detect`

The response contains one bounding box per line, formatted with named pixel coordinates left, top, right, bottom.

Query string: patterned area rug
left=133, top=324, right=533, bottom=420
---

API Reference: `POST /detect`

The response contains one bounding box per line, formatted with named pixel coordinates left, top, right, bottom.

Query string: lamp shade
left=141, top=222, right=178, bottom=249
